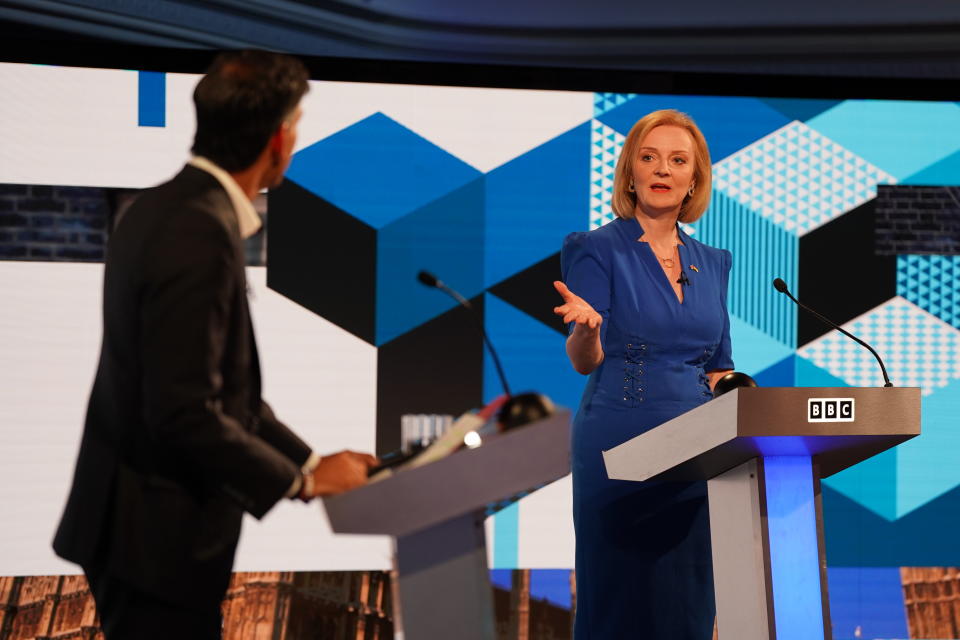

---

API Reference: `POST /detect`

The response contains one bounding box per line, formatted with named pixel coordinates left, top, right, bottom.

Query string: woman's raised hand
left=553, top=281, right=602, bottom=331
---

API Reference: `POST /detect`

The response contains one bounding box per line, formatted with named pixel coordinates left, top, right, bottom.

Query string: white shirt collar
left=188, top=156, right=262, bottom=239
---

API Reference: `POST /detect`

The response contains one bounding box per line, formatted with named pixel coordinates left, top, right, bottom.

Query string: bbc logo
left=808, top=398, right=855, bottom=422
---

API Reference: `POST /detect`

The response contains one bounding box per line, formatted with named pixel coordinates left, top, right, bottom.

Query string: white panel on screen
left=0, top=262, right=388, bottom=575
left=297, top=81, right=593, bottom=172
left=1, top=62, right=593, bottom=187
left=517, top=475, right=575, bottom=568
left=234, top=268, right=390, bottom=571
left=0, top=261, right=103, bottom=576
left=0, top=64, right=196, bottom=188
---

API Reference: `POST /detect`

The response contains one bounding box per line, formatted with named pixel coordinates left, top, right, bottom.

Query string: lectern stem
left=394, top=510, right=495, bottom=640
left=707, top=456, right=832, bottom=640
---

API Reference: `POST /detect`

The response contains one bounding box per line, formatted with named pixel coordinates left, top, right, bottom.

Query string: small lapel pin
left=690, top=265, right=699, bottom=273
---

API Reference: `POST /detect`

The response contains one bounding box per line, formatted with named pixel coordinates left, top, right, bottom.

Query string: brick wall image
left=876, top=185, right=960, bottom=255
left=0, top=575, right=101, bottom=640
left=0, top=185, right=113, bottom=262
left=0, top=571, right=392, bottom=640
left=0, top=183, right=268, bottom=266
left=901, top=567, right=960, bottom=638
left=221, top=571, right=393, bottom=640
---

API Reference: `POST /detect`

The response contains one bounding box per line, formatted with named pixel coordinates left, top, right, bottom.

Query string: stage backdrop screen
left=2, top=61, right=959, bottom=640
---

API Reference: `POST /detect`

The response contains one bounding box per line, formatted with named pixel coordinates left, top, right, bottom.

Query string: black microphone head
left=498, top=392, right=555, bottom=431
left=713, top=371, right=758, bottom=398
left=773, top=278, right=788, bottom=294
left=417, top=270, right=439, bottom=288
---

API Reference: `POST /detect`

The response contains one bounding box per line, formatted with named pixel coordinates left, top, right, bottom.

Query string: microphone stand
left=418, top=271, right=554, bottom=429
left=773, top=278, right=893, bottom=387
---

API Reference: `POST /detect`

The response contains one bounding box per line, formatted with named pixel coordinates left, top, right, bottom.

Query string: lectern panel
left=603, top=387, right=920, bottom=483
left=324, top=410, right=571, bottom=537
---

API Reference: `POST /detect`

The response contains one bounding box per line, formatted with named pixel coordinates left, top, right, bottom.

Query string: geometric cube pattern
left=286, top=112, right=481, bottom=230
left=272, top=112, right=487, bottom=346
left=798, top=200, right=898, bottom=346
left=714, top=121, right=897, bottom=236
left=589, top=119, right=624, bottom=230
left=14, top=61, right=960, bottom=604
left=806, top=100, right=960, bottom=181
left=798, top=297, right=960, bottom=395
left=694, top=190, right=797, bottom=347
left=484, top=122, right=591, bottom=289
left=258, top=88, right=960, bottom=569
left=596, top=94, right=791, bottom=163
left=898, top=255, right=960, bottom=331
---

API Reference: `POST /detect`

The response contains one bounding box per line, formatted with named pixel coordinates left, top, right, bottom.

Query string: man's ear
left=268, top=122, right=290, bottom=153
left=268, top=126, right=285, bottom=154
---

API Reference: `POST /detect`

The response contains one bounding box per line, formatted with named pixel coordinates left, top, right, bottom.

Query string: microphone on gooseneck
left=417, top=270, right=554, bottom=429
left=772, top=278, right=893, bottom=387
left=416, top=271, right=475, bottom=310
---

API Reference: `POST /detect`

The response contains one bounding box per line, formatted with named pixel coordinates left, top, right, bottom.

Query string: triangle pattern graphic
left=797, top=297, right=960, bottom=395
left=714, top=121, right=898, bottom=236
left=589, top=118, right=626, bottom=229
left=593, top=92, right=638, bottom=117
left=897, top=255, right=960, bottom=331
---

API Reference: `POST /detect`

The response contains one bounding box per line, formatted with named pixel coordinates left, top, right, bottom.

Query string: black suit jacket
left=53, top=165, right=312, bottom=607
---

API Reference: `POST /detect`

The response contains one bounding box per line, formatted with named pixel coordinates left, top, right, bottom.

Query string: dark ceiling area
left=2, top=0, right=960, bottom=95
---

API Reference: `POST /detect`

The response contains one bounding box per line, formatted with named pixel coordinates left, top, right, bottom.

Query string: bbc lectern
left=323, top=410, right=571, bottom=640
left=604, top=387, right=920, bottom=640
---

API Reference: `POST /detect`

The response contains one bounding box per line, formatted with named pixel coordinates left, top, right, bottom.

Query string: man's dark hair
left=191, top=50, right=309, bottom=172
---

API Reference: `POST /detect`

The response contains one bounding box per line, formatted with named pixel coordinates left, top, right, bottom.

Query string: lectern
left=323, top=410, right=571, bottom=640
left=603, top=387, right=920, bottom=640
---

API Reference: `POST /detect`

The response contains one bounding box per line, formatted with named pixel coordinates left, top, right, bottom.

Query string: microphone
left=772, top=278, right=893, bottom=387
left=676, top=271, right=690, bottom=286
left=417, top=270, right=554, bottom=429
left=417, top=271, right=474, bottom=310
left=418, top=270, right=509, bottom=395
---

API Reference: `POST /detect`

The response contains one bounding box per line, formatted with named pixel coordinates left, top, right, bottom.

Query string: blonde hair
left=611, top=109, right=712, bottom=223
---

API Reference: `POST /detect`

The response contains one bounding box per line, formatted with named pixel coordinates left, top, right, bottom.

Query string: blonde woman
left=554, top=109, right=734, bottom=638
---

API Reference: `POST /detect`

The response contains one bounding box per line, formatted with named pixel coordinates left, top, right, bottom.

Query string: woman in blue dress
left=553, top=109, right=734, bottom=639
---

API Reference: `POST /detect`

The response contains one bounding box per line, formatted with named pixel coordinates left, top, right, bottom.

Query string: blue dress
left=562, top=217, right=734, bottom=639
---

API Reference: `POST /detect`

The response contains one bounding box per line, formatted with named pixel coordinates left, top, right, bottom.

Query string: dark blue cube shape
left=270, top=112, right=485, bottom=345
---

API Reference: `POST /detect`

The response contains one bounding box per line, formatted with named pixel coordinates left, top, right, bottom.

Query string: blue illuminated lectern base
left=708, top=456, right=831, bottom=640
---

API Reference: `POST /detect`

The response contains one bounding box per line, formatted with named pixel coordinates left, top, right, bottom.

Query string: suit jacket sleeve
left=256, top=400, right=312, bottom=468
left=139, top=207, right=299, bottom=519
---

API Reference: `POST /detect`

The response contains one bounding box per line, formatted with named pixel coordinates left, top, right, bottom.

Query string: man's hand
left=303, top=450, right=378, bottom=499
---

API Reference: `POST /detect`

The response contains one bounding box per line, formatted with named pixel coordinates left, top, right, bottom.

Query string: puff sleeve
left=560, top=231, right=612, bottom=346
left=704, top=248, right=735, bottom=372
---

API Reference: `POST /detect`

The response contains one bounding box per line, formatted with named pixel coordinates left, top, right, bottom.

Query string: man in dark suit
left=53, top=50, right=376, bottom=638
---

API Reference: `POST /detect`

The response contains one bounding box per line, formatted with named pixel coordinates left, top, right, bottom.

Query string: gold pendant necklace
left=655, top=245, right=677, bottom=269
